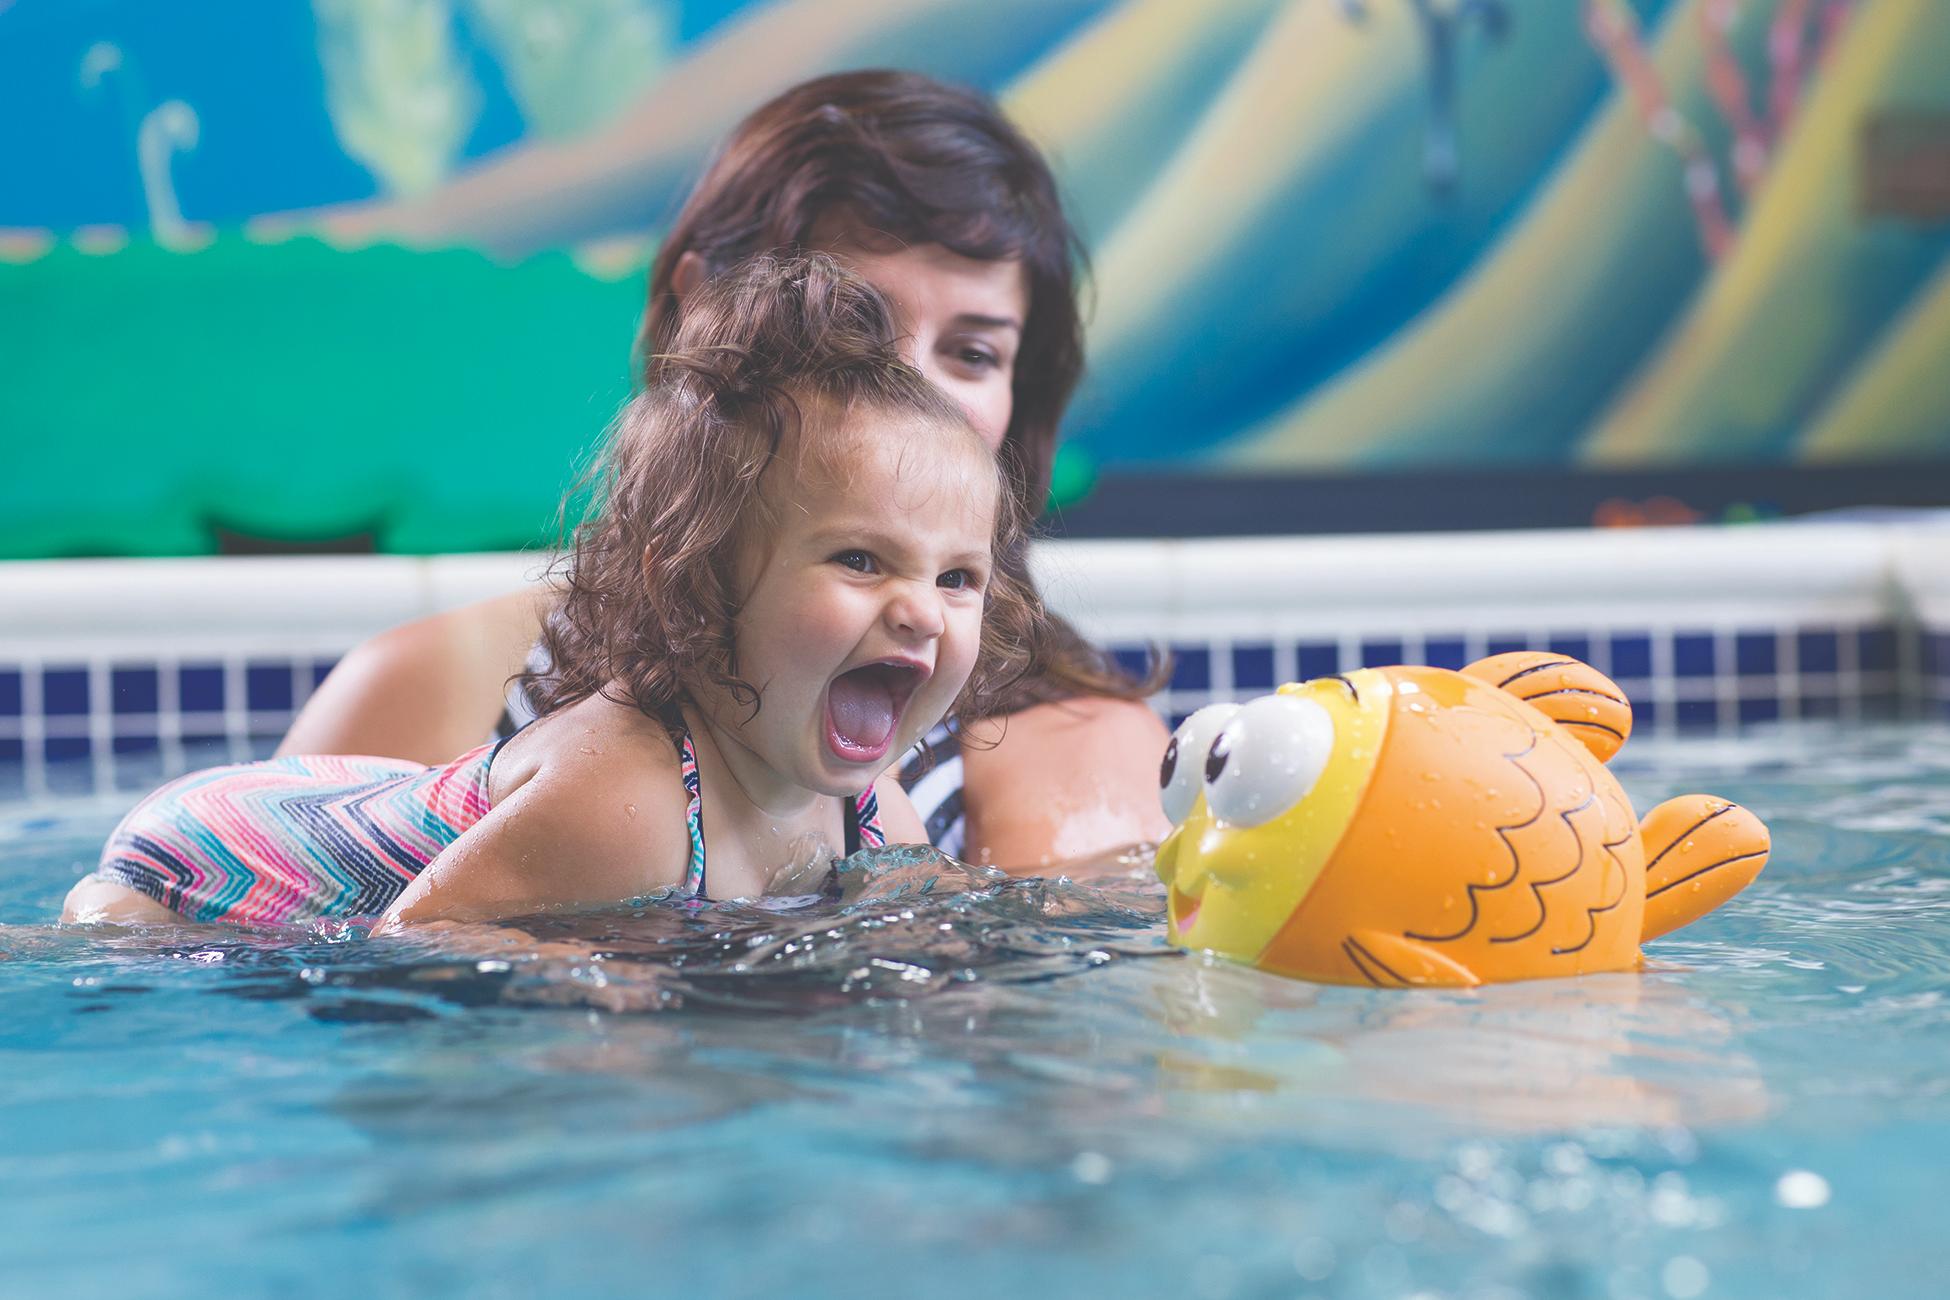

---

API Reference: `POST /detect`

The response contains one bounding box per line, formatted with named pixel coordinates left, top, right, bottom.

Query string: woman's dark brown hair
left=528, top=252, right=1044, bottom=734
left=639, top=69, right=1157, bottom=710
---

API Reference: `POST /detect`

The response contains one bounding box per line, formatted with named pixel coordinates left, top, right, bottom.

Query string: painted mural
left=2, top=0, right=1945, bottom=557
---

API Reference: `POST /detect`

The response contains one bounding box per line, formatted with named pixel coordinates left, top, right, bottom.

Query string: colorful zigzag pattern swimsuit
left=96, top=731, right=885, bottom=925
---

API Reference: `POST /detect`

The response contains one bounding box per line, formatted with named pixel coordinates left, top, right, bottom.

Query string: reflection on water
left=4, top=721, right=1950, bottom=1298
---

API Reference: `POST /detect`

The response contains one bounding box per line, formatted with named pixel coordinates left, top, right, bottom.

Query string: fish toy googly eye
left=1159, top=703, right=1240, bottom=825
left=1203, top=694, right=1335, bottom=828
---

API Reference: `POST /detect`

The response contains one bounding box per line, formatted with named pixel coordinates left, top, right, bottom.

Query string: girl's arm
left=278, top=588, right=550, bottom=765
left=958, top=696, right=1172, bottom=873
left=374, top=750, right=686, bottom=934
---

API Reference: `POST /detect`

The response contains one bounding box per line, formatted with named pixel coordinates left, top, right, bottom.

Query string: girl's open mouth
left=825, top=660, right=927, bottom=764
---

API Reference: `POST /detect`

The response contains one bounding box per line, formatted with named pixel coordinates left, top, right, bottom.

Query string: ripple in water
left=4, top=720, right=1950, bottom=1299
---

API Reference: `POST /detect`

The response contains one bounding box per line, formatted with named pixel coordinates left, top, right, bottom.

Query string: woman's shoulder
left=967, top=694, right=1169, bottom=757
left=957, top=694, right=1172, bottom=868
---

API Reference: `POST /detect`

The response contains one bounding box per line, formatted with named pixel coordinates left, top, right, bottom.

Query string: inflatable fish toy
left=1152, top=653, right=1770, bottom=987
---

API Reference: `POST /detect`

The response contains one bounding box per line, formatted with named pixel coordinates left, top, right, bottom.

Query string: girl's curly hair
left=525, top=251, right=1045, bottom=739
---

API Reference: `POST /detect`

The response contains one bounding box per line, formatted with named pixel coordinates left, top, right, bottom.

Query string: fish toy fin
left=1462, top=651, right=1632, bottom=763
left=1340, top=929, right=1483, bottom=988
left=1639, top=795, right=1770, bottom=941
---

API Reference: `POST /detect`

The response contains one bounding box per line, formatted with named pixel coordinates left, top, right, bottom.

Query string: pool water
left=4, top=722, right=1949, bottom=1299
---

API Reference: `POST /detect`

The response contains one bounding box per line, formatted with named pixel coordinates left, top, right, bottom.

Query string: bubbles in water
left=1774, top=1169, right=1831, bottom=1209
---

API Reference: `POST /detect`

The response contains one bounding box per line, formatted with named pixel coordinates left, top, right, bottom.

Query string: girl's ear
left=670, top=250, right=708, bottom=303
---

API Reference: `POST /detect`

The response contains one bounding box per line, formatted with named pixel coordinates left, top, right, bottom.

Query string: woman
left=279, top=70, right=1170, bottom=870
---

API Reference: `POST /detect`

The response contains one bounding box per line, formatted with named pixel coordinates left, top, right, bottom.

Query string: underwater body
left=4, top=723, right=1950, bottom=1298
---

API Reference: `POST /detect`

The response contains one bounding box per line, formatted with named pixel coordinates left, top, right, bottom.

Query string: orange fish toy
left=1153, top=653, right=1770, bottom=987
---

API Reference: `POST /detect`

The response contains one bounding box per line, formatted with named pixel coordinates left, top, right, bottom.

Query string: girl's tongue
left=827, top=665, right=902, bottom=759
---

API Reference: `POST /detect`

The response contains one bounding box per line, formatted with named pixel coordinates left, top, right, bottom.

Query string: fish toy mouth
left=825, top=659, right=928, bottom=764
left=1169, top=883, right=1203, bottom=936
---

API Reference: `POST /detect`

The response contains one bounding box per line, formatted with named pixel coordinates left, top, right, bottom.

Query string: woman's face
left=820, top=233, right=1027, bottom=453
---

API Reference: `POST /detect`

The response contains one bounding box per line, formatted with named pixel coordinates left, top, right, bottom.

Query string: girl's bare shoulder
left=486, top=692, right=692, bottom=876
left=493, top=692, right=680, bottom=794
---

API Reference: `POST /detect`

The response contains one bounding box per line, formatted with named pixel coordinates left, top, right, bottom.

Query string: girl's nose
left=885, top=582, right=946, bottom=639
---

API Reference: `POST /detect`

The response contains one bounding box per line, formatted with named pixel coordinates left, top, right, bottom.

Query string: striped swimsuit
left=95, top=732, right=885, bottom=926
left=503, top=665, right=966, bottom=856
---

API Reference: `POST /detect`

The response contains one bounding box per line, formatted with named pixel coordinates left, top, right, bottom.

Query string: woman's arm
left=278, top=588, right=550, bottom=765
left=958, top=696, right=1172, bottom=873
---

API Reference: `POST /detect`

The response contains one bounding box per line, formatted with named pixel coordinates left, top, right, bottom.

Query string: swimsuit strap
left=678, top=728, right=882, bottom=900
left=678, top=728, right=707, bottom=898
left=850, top=783, right=886, bottom=853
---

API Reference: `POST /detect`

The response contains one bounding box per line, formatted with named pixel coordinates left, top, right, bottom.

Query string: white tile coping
left=1, top=517, right=1946, bottom=660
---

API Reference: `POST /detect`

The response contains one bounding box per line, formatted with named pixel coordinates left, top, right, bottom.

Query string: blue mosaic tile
left=1547, top=634, right=1591, bottom=663
left=1359, top=639, right=1404, bottom=668
left=179, top=664, right=225, bottom=713
left=1673, top=633, right=1717, bottom=678
left=1296, top=643, right=1339, bottom=680
left=1801, top=693, right=1841, bottom=719
left=0, top=737, right=22, bottom=763
left=1859, top=688, right=1901, bottom=718
left=1675, top=699, right=1720, bottom=729
left=1231, top=645, right=1275, bottom=691
left=1609, top=633, right=1653, bottom=680
left=111, top=666, right=160, bottom=715
left=246, top=662, right=295, bottom=712
left=42, top=666, right=90, bottom=716
left=1634, top=698, right=1659, bottom=728
left=1738, top=696, right=1781, bottom=725
left=181, top=732, right=228, bottom=749
left=1797, top=629, right=1840, bottom=675
left=0, top=669, right=20, bottom=718
left=1170, top=647, right=1211, bottom=692
left=1485, top=635, right=1531, bottom=658
left=1924, top=632, right=1950, bottom=680
left=1423, top=637, right=1469, bottom=670
left=313, top=658, right=339, bottom=687
left=1734, top=632, right=1776, bottom=677
left=112, top=734, right=161, bottom=755
left=45, top=736, right=91, bottom=762
left=1858, top=627, right=1897, bottom=675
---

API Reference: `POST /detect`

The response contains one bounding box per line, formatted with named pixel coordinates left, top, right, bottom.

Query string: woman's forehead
left=814, top=230, right=1028, bottom=326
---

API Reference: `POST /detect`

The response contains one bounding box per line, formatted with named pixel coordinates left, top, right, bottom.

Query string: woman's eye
left=945, top=340, right=1002, bottom=372
left=833, top=551, right=874, bottom=573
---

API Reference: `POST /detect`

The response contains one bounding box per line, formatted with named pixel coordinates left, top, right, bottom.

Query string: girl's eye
left=833, top=550, right=875, bottom=573
left=938, top=569, right=979, bottom=592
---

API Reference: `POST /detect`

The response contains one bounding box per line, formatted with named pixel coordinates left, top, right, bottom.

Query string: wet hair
left=640, top=69, right=1159, bottom=711
left=526, top=252, right=1044, bottom=735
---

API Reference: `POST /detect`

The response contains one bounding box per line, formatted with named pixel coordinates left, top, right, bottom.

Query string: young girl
left=278, top=71, right=1172, bottom=871
left=66, top=253, right=1041, bottom=928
